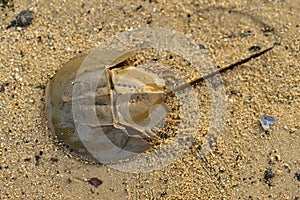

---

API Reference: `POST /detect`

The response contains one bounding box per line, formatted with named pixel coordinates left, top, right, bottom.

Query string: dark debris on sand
left=7, top=10, right=33, bottom=29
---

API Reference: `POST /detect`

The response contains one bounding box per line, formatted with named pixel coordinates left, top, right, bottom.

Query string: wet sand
left=0, top=0, right=299, bottom=199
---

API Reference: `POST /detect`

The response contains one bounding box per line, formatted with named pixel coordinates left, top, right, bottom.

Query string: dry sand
left=0, top=0, right=299, bottom=199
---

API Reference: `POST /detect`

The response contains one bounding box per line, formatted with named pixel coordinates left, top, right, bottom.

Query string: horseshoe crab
left=46, top=45, right=275, bottom=163
left=46, top=50, right=169, bottom=162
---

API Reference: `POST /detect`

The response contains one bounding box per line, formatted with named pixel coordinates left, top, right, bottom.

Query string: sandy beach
left=0, top=0, right=299, bottom=199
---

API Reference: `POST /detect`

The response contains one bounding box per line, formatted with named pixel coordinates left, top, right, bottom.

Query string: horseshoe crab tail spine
left=168, top=44, right=277, bottom=94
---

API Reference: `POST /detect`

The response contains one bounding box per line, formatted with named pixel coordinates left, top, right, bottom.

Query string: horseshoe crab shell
left=46, top=50, right=167, bottom=163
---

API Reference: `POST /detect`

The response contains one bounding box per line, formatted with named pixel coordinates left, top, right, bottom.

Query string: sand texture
left=0, top=0, right=299, bottom=199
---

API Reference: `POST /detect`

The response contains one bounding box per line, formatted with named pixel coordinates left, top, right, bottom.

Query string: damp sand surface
left=0, top=0, right=299, bottom=199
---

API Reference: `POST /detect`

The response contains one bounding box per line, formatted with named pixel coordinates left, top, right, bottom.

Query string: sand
left=0, top=0, right=299, bottom=199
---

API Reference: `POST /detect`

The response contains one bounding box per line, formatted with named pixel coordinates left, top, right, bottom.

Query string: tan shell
left=46, top=50, right=167, bottom=162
